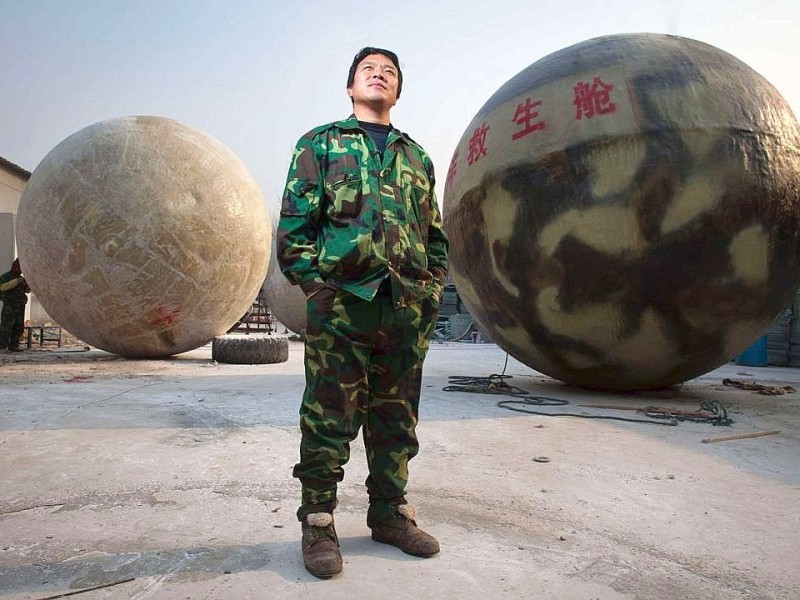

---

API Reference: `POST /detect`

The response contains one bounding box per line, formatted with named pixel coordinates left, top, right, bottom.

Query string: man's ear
left=347, top=87, right=353, bottom=98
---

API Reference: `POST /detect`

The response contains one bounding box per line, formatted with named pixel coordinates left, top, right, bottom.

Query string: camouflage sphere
left=443, top=34, right=800, bottom=390
left=18, top=116, right=270, bottom=358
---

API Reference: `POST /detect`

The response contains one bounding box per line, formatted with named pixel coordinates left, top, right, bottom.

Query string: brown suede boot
left=370, top=504, right=439, bottom=557
left=301, top=512, right=342, bottom=578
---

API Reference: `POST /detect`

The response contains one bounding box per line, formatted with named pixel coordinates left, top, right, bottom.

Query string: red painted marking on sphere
left=467, top=123, right=490, bottom=165
left=573, top=76, right=617, bottom=119
left=150, top=306, right=181, bottom=327
left=511, top=97, right=546, bottom=140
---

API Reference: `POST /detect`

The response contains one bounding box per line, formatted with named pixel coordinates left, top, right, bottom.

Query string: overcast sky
left=2, top=0, right=799, bottom=211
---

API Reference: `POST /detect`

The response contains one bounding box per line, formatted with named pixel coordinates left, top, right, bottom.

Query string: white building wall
left=0, top=167, right=26, bottom=214
left=0, top=161, right=40, bottom=325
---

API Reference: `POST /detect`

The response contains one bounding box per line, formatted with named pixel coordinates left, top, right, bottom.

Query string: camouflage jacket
left=0, top=271, right=29, bottom=307
left=277, top=115, right=448, bottom=309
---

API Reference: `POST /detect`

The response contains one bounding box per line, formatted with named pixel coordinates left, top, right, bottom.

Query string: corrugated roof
left=0, top=156, right=31, bottom=180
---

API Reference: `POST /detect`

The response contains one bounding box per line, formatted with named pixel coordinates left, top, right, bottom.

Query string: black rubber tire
left=212, top=334, right=289, bottom=364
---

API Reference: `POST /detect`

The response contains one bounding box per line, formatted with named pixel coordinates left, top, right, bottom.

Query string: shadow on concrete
left=0, top=534, right=431, bottom=597
left=0, top=540, right=285, bottom=596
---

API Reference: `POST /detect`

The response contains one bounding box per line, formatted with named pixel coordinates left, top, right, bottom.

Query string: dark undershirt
left=359, top=120, right=393, bottom=294
left=359, top=120, right=391, bottom=156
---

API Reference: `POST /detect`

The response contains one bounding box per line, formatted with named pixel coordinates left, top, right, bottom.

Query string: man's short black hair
left=347, top=47, right=403, bottom=99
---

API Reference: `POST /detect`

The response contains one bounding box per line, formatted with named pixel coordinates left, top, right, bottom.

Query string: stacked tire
left=212, top=334, right=289, bottom=364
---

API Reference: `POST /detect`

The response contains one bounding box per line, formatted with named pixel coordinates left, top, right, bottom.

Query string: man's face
left=347, top=53, right=399, bottom=109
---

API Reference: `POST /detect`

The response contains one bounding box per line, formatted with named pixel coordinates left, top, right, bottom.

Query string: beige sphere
left=17, top=116, right=270, bottom=357
left=261, top=220, right=306, bottom=334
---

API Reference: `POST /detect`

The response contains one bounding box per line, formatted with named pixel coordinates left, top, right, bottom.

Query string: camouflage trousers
left=0, top=303, right=25, bottom=348
left=294, top=284, right=439, bottom=524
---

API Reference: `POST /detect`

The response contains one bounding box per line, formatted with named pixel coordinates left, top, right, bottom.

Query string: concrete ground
left=1, top=338, right=798, bottom=600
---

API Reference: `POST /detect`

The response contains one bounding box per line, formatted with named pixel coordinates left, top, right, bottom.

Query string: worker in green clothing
left=277, top=46, right=449, bottom=578
left=0, top=258, right=31, bottom=352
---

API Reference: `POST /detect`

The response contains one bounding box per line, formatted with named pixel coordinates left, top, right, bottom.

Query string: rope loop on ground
left=442, top=354, right=736, bottom=427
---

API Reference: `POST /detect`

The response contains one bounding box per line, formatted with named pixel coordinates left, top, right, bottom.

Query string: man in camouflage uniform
left=277, top=47, right=448, bottom=578
left=0, top=258, right=30, bottom=352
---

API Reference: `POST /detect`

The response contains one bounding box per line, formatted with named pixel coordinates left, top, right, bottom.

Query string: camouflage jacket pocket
left=325, top=171, right=363, bottom=219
